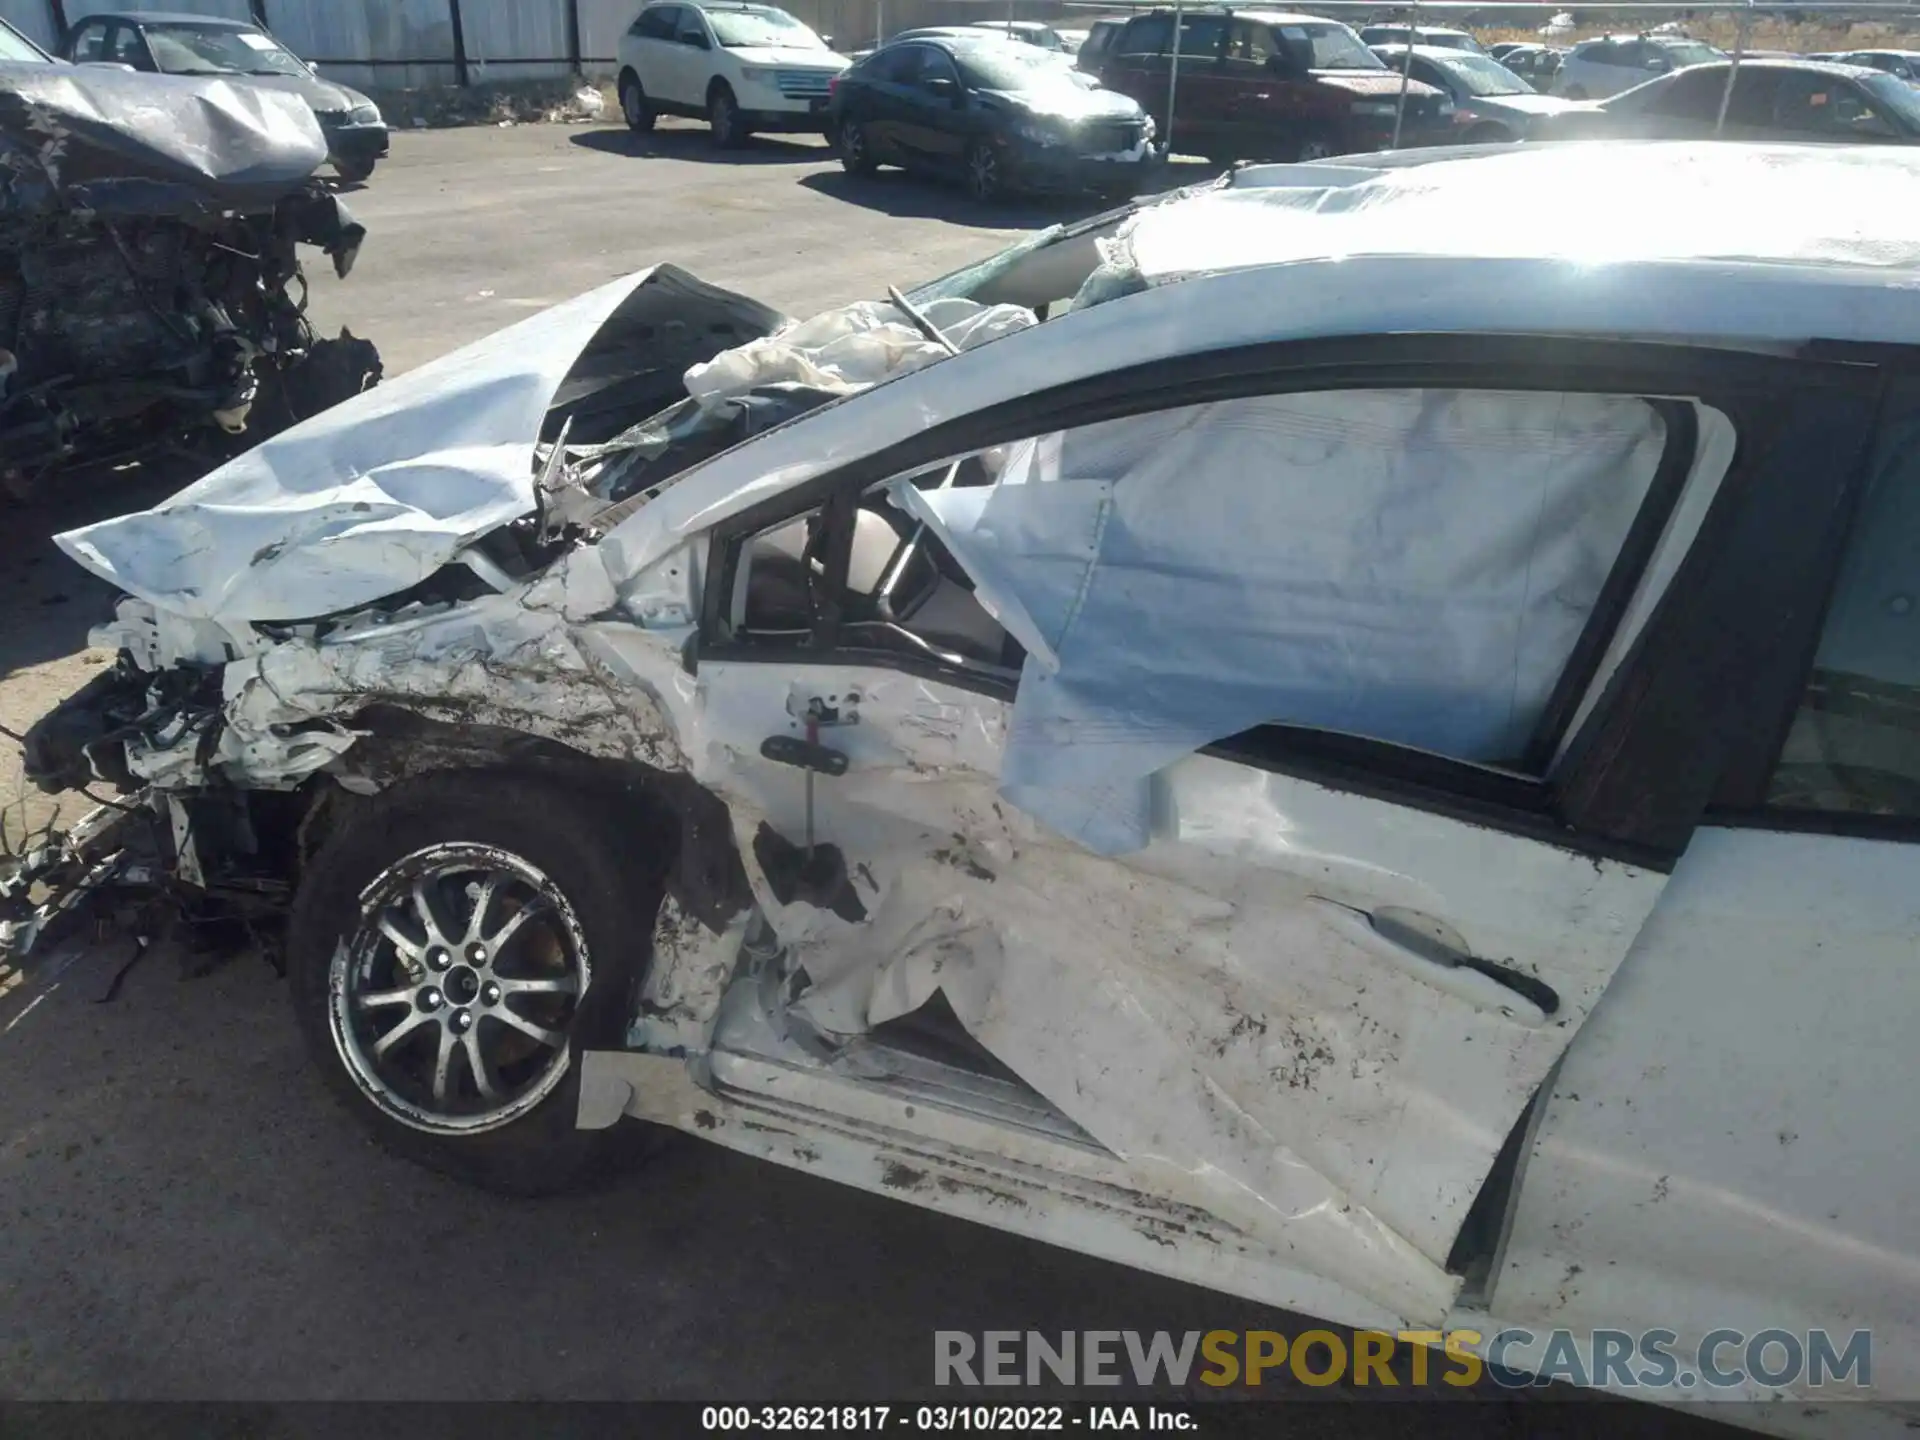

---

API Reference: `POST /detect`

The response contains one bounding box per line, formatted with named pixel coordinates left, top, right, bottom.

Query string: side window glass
left=731, top=390, right=1702, bottom=792
left=636, top=7, right=679, bottom=40
left=674, top=12, right=707, bottom=46
left=1768, top=419, right=1920, bottom=816
left=1178, top=15, right=1226, bottom=56
left=917, top=50, right=960, bottom=88
left=70, top=21, right=109, bottom=60
left=1117, top=16, right=1170, bottom=56
left=109, top=23, right=150, bottom=67
left=1725, top=70, right=1782, bottom=125
left=1225, top=20, right=1275, bottom=64
left=1660, top=68, right=1728, bottom=120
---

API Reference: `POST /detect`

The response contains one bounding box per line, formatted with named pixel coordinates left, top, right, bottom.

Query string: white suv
left=617, top=0, right=848, bottom=147
left=1552, top=33, right=1723, bottom=99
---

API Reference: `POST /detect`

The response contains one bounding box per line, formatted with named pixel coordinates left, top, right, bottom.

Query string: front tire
left=332, top=156, right=376, bottom=184
left=620, top=70, right=656, bottom=132
left=288, top=772, right=666, bottom=1196
left=838, top=117, right=877, bottom=174
left=709, top=83, right=746, bottom=148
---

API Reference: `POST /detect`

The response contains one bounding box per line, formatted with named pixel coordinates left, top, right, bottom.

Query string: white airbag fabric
left=683, top=298, right=1034, bottom=409
left=903, top=389, right=1665, bottom=853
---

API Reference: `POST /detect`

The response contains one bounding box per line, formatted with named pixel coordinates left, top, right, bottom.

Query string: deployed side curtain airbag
left=898, top=388, right=1668, bottom=853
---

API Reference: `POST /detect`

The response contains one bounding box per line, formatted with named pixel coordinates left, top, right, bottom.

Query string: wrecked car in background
left=12, top=143, right=1920, bottom=1431
left=0, top=60, right=377, bottom=498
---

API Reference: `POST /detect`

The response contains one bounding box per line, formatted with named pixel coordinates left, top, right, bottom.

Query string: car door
left=651, top=320, right=1880, bottom=1324
left=897, top=45, right=967, bottom=171
left=1489, top=368, right=1920, bottom=1404
left=667, top=7, right=716, bottom=109
left=856, top=44, right=927, bottom=163
left=107, top=19, right=156, bottom=70
left=629, top=4, right=680, bottom=102
left=1217, top=18, right=1292, bottom=158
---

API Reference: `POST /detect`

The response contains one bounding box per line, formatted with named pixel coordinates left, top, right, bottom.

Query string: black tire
left=619, top=69, right=657, bottom=132
left=838, top=117, right=877, bottom=175
left=332, top=156, right=376, bottom=184
left=709, top=83, right=747, bottom=148
left=1294, top=134, right=1338, bottom=162
left=288, top=771, right=668, bottom=1196
left=964, top=139, right=1002, bottom=201
left=1465, top=122, right=1513, bottom=144
left=1563, top=85, right=1588, bottom=100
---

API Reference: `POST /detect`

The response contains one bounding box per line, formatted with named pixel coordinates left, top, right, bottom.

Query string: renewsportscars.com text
left=934, top=1328, right=1872, bottom=1392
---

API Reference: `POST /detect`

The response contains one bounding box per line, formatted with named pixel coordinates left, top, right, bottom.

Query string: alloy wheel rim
left=844, top=123, right=864, bottom=164
left=624, top=83, right=644, bottom=125
left=328, top=843, right=589, bottom=1135
left=971, top=147, right=996, bottom=196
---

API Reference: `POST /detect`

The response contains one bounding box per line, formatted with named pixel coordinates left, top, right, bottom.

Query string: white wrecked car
left=13, top=142, right=1920, bottom=1430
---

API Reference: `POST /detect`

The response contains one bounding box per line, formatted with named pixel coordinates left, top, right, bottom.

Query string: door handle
left=1308, top=898, right=1557, bottom=1026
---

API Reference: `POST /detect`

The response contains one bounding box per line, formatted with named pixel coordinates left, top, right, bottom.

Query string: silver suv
left=1553, top=33, right=1723, bottom=99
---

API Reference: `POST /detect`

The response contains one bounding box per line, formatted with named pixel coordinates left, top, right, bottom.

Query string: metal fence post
left=46, top=0, right=67, bottom=42
left=448, top=0, right=471, bottom=86
left=567, top=0, right=583, bottom=75
left=249, top=0, right=269, bottom=28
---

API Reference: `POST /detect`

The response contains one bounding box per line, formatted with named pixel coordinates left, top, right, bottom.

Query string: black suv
left=1088, top=8, right=1453, bottom=161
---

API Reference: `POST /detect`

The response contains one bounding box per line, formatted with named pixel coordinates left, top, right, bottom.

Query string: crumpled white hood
left=54, top=269, right=661, bottom=624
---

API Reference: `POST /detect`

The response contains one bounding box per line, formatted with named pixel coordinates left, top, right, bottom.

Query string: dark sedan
left=63, top=10, right=389, bottom=180
left=830, top=36, right=1155, bottom=201
left=1533, top=58, right=1920, bottom=144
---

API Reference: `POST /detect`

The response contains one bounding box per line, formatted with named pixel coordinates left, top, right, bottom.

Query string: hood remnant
left=0, top=65, right=328, bottom=215
left=55, top=279, right=1031, bottom=630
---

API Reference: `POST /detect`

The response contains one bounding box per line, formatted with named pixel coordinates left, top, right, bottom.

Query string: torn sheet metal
left=898, top=390, right=1666, bottom=853
left=53, top=266, right=775, bottom=626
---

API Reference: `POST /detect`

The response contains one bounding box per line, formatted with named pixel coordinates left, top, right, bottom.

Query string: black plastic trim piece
left=1519, top=398, right=1698, bottom=775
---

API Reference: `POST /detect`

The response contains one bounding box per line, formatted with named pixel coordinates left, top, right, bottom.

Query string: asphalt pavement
left=0, top=118, right=1742, bottom=1434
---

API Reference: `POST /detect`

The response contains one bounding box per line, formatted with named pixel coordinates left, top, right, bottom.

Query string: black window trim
left=1706, top=368, right=1920, bottom=841
left=694, top=332, right=1887, bottom=867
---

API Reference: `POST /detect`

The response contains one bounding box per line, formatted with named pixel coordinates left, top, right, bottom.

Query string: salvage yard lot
left=0, top=121, right=1728, bottom=1429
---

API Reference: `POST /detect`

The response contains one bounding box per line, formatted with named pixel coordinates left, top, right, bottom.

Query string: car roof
left=1149, top=143, right=1920, bottom=283
left=1124, top=9, right=1330, bottom=25
left=1365, top=22, right=1470, bottom=35
left=1230, top=10, right=1346, bottom=24
left=1661, top=57, right=1880, bottom=78
left=1373, top=44, right=1495, bottom=64
left=73, top=10, right=258, bottom=26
